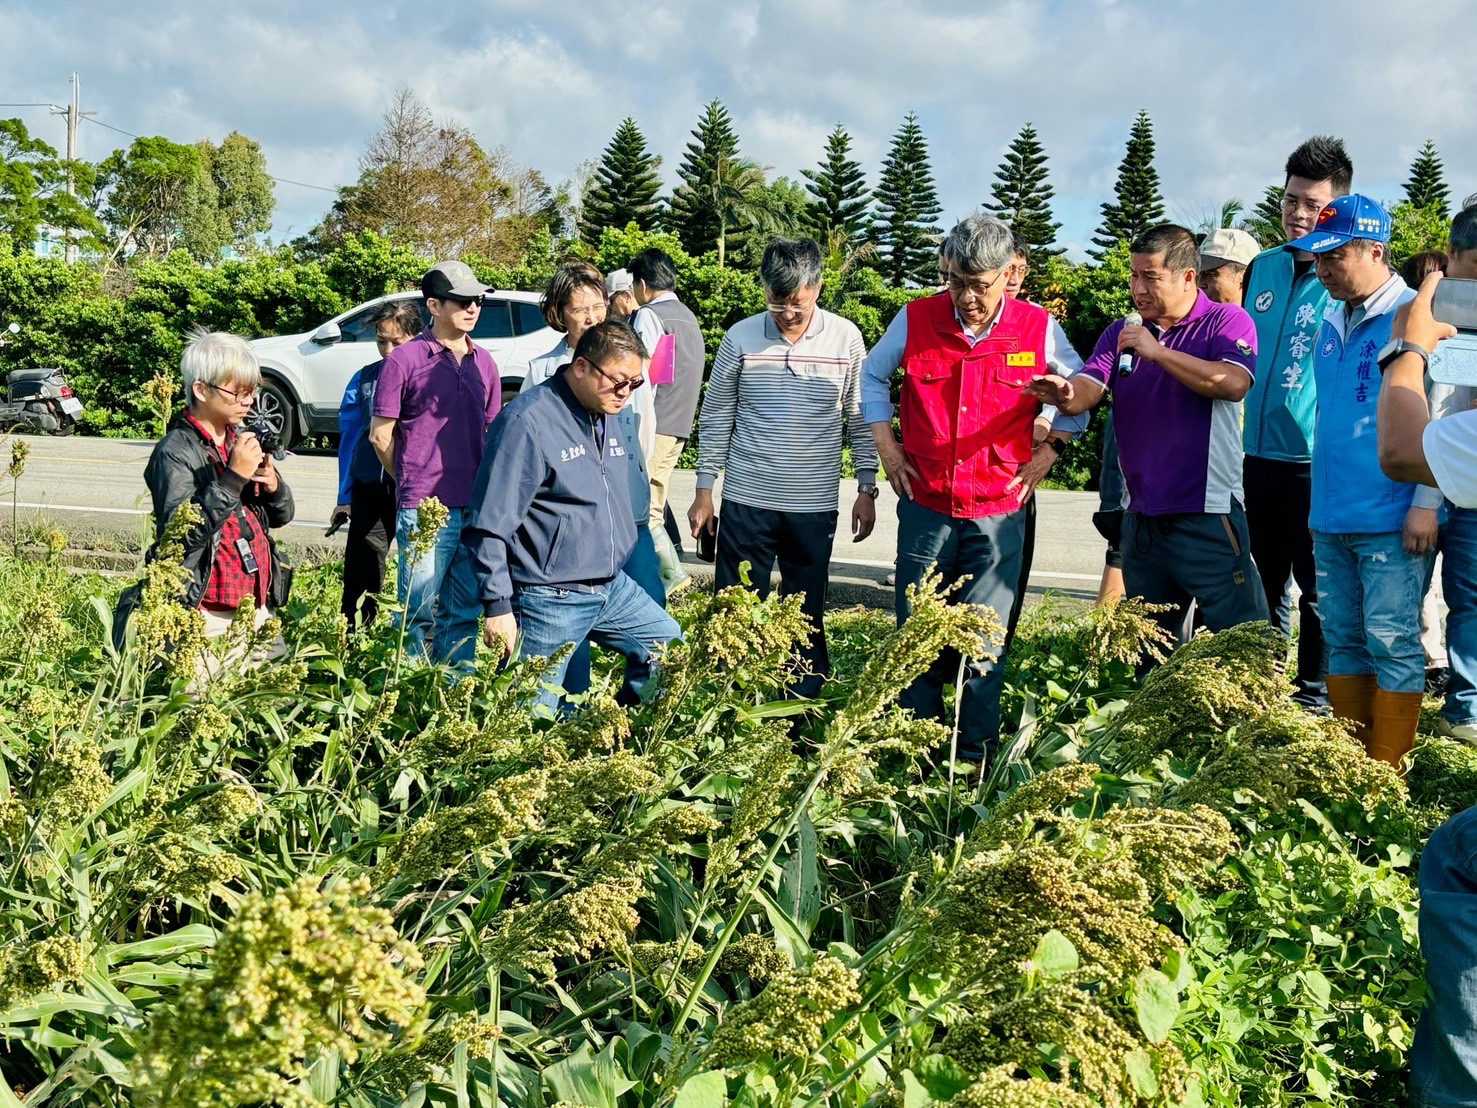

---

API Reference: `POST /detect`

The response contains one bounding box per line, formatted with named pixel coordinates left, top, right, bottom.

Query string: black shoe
left=1427, top=666, right=1450, bottom=695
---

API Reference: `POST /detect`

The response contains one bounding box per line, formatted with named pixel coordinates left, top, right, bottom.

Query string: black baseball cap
left=422, top=260, right=491, bottom=301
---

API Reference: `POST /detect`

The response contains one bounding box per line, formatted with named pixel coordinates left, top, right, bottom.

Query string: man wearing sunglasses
left=369, top=260, right=500, bottom=669
left=461, top=320, right=681, bottom=713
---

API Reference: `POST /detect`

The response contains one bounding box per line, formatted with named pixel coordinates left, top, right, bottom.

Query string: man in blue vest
left=1295, top=194, right=1447, bottom=768
left=1240, top=136, right=1353, bottom=711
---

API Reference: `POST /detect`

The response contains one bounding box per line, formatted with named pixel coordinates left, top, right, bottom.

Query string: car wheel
left=254, top=378, right=298, bottom=448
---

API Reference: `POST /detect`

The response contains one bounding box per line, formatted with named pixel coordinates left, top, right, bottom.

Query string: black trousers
left=342, top=478, right=397, bottom=628
left=1007, top=496, right=1037, bottom=637
left=715, top=500, right=838, bottom=698
left=1243, top=455, right=1328, bottom=705
left=1122, top=505, right=1270, bottom=649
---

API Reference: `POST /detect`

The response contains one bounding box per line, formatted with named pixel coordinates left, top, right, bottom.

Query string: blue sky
left=4, top=0, right=1473, bottom=261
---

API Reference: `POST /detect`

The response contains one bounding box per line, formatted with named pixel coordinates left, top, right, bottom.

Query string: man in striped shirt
left=689, top=237, right=879, bottom=697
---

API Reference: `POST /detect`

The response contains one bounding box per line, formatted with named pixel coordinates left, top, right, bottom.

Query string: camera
left=242, top=414, right=285, bottom=461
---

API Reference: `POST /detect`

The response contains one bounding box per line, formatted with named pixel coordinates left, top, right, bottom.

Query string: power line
left=80, top=115, right=338, bottom=193
left=0, top=102, right=60, bottom=109
left=84, top=116, right=135, bottom=139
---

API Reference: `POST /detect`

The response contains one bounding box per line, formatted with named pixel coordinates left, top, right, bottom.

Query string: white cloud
left=2, top=0, right=1473, bottom=256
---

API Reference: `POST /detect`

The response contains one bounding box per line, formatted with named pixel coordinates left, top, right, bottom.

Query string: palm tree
left=708, top=156, right=799, bottom=267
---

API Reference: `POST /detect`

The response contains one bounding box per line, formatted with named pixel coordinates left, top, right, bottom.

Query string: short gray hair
left=939, top=214, right=1014, bottom=276
left=1452, top=206, right=1477, bottom=256
left=181, top=330, right=261, bottom=402
left=760, top=238, right=824, bottom=299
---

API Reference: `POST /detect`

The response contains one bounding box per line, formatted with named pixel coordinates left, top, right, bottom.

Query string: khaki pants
left=196, top=606, right=287, bottom=685
left=647, top=434, right=686, bottom=532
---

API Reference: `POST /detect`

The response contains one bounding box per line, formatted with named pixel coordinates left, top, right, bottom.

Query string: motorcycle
left=0, top=322, right=83, bottom=435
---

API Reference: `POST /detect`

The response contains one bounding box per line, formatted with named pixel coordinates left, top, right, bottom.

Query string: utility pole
left=49, top=74, right=95, bottom=263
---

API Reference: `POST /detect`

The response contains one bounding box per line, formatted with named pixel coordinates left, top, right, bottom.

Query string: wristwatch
left=1045, top=437, right=1068, bottom=456
left=1377, top=338, right=1430, bottom=374
left=858, top=483, right=881, bottom=499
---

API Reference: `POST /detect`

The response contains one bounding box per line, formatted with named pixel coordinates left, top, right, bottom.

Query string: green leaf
left=779, top=814, right=822, bottom=936
left=736, top=698, right=812, bottom=720
left=542, top=1041, right=636, bottom=1108
left=1132, top=969, right=1180, bottom=1043
left=913, top=1055, right=973, bottom=1101
left=901, top=1070, right=933, bottom=1108
left=1301, top=969, right=1332, bottom=1009
left=108, top=924, right=218, bottom=962
left=673, top=1069, right=727, bottom=1108
left=1124, top=1049, right=1159, bottom=1098
left=1033, top=929, right=1078, bottom=979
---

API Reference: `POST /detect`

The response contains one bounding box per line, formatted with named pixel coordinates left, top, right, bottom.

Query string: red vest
left=899, top=292, right=1051, bottom=519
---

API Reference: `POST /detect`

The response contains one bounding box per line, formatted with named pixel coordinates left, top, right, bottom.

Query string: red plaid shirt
left=188, top=416, right=272, bottom=611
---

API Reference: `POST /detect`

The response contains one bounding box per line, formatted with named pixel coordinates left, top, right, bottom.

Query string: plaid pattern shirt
left=188, top=416, right=272, bottom=611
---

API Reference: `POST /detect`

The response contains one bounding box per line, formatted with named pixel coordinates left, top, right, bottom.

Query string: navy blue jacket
left=337, top=359, right=393, bottom=499
left=463, top=370, right=637, bottom=617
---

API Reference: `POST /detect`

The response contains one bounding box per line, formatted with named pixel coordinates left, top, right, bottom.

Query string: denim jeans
left=894, top=497, right=1028, bottom=762
left=561, top=525, right=666, bottom=702
left=1443, top=507, right=1477, bottom=726
left=513, top=570, right=681, bottom=714
left=1411, top=804, right=1477, bottom=1106
left=1313, top=530, right=1433, bottom=693
left=394, top=507, right=481, bottom=670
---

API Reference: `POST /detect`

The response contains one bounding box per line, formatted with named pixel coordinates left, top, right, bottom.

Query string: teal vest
left=1241, top=247, right=1329, bottom=463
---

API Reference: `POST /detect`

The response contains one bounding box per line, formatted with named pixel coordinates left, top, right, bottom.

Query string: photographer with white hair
left=116, top=330, right=295, bottom=653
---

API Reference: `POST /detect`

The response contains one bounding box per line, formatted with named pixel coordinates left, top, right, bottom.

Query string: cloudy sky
left=4, top=0, right=1472, bottom=260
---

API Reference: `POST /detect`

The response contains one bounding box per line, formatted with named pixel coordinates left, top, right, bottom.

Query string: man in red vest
left=862, top=214, right=1070, bottom=768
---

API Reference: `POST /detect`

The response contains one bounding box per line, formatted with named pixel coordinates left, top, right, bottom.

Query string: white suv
left=248, top=290, right=555, bottom=446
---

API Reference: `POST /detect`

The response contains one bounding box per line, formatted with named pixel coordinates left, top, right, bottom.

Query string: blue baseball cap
left=1284, top=193, right=1392, bottom=254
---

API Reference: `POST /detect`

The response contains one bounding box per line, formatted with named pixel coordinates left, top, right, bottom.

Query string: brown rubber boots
left=1368, top=688, right=1424, bottom=771
left=1326, top=673, right=1377, bottom=746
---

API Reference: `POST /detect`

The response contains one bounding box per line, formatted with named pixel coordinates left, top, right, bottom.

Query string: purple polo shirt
left=1080, top=292, right=1256, bottom=516
left=373, top=329, right=500, bottom=509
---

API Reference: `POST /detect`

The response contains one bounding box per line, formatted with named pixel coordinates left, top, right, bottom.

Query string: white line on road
left=17, top=501, right=1104, bottom=583
left=13, top=501, right=335, bottom=532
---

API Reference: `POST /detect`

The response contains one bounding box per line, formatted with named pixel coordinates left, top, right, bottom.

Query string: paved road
left=8, top=436, right=1108, bottom=597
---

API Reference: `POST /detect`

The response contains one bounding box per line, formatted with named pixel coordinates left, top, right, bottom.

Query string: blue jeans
left=894, top=497, right=1027, bottom=762
left=1313, top=530, right=1432, bottom=693
left=513, top=570, right=681, bottom=714
left=1444, top=507, right=1477, bottom=726
left=561, top=525, right=666, bottom=702
left=394, top=507, right=481, bottom=669
left=1411, top=805, right=1477, bottom=1106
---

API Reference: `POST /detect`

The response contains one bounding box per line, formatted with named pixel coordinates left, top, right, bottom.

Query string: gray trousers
left=1121, top=505, right=1270, bottom=647
left=895, top=497, right=1028, bottom=761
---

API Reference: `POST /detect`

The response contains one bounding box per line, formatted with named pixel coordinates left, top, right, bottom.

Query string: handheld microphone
left=1117, top=312, right=1143, bottom=375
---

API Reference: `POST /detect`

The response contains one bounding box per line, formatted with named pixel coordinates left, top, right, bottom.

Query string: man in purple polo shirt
left=1029, top=224, right=1269, bottom=645
left=368, top=261, right=500, bottom=667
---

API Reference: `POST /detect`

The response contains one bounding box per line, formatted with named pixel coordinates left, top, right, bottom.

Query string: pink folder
left=648, top=333, right=676, bottom=386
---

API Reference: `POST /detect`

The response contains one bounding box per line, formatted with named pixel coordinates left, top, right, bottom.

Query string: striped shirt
left=696, top=309, right=878, bottom=513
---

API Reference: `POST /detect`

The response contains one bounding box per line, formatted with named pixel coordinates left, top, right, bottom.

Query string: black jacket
left=115, top=414, right=295, bottom=642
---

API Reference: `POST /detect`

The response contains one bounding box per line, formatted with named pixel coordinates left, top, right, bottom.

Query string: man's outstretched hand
left=1025, top=374, right=1075, bottom=407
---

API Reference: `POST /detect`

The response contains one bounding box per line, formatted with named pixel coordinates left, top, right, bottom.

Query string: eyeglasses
left=586, top=360, right=644, bottom=395
left=1281, top=195, right=1329, bottom=217
left=209, top=383, right=258, bottom=404
left=939, top=269, right=1005, bottom=298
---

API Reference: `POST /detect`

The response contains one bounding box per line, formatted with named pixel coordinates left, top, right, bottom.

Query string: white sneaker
left=1436, top=716, right=1477, bottom=745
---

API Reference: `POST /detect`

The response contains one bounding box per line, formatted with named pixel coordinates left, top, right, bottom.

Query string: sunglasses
left=434, top=295, right=483, bottom=310
left=586, top=359, right=644, bottom=396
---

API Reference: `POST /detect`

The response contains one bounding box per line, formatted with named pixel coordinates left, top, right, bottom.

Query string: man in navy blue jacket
left=461, top=320, right=681, bottom=709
